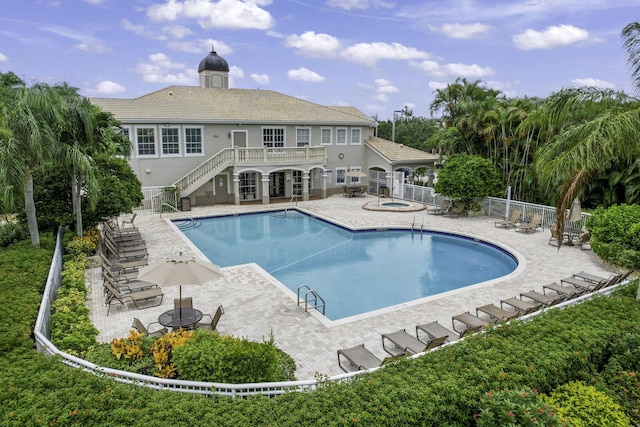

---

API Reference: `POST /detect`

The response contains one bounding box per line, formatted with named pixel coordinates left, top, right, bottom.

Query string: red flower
left=508, top=412, right=514, bottom=417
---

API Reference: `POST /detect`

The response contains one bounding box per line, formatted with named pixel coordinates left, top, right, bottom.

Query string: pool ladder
left=411, top=215, right=426, bottom=236
left=297, top=285, right=326, bottom=315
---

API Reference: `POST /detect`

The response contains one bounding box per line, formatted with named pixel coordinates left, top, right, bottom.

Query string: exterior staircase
left=174, top=146, right=326, bottom=196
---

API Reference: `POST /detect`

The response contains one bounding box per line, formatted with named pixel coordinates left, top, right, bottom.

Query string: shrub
left=476, top=387, right=569, bottom=426
left=543, top=381, right=630, bottom=427
left=172, top=330, right=297, bottom=383
left=50, top=253, right=99, bottom=356
left=64, top=234, right=97, bottom=257
left=587, top=204, right=640, bottom=269
left=0, top=222, right=28, bottom=248
left=434, top=154, right=501, bottom=205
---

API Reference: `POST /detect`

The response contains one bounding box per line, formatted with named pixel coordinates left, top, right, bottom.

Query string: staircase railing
left=174, top=147, right=326, bottom=196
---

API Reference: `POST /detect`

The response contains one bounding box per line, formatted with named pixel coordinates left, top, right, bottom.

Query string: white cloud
left=341, top=42, right=430, bottom=66
left=251, top=73, right=270, bottom=85
left=147, top=0, right=274, bottom=30
left=371, top=78, right=399, bottom=102
left=485, top=80, right=518, bottom=97
left=411, top=60, right=494, bottom=77
left=433, top=22, right=491, bottom=39
left=84, top=0, right=105, bottom=4
left=85, top=80, right=126, bottom=95
left=571, top=77, right=615, bottom=89
left=168, top=39, right=232, bottom=54
left=285, top=31, right=341, bottom=57
left=326, top=0, right=394, bottom=10
left=73, top=42, right=111, bottom=53
left=134, top=52, right=197, bottom=84
left=513, top=24, right=589, bottom=50
left=428, top=81, right=448, bottom=91
left=0, top=52, right=8, bottom=62
left=162, top=25, right=193, bottom=39
left=122, top=19, right=164, bottom=39
left=287, top=67, right=325, bottom=82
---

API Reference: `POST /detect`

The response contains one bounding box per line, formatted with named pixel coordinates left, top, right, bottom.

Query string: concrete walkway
left=88, top=194, right=612, bottom=379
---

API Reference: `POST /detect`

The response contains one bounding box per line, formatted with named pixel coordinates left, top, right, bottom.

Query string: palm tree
left=535, top=21, right=640, bottom=250
left=0, top=84, right=63, bottom=246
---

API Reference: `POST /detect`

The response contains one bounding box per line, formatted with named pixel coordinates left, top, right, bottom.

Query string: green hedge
left=1, top=240, right=640, bottom=426
left=588, top=204, right=640, bottom=269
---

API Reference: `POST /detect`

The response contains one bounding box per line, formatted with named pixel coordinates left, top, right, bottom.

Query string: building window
left=351, top=128, right=362, bottom=145
left=336, top=128, right=347, bottom=145
left=185, top=128, right=203, bottom=154
left=296, top=128, right=310, bottom=147
left=263, top=127, right=285, bottom=147
left=136, top=128, right=156, bottom=156
left=320, top=128, right=332, bottom=145
left=336, top=167, right=347, bottom=185
left=239, top=172, right=257, bottom=200
left=292, top=170, right=302, bottom=195
left=161, top=128, right=180, bottom=155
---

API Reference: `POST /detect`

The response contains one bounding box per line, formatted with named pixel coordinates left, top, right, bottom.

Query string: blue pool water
left=177, top=210, right=518, bottom=320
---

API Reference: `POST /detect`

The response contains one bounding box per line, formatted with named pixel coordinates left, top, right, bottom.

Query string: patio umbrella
left=345, top=170, right=367, bottom=179
left=136, top=253, right=223, bottom=318
left=569, top=197, right=582, bottom=222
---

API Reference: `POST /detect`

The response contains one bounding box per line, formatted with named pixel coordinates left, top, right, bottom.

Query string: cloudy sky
left=1, top=0, right=637, bottom=119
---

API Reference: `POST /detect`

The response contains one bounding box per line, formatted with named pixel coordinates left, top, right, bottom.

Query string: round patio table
left=158, top=308, right=203, bottom=330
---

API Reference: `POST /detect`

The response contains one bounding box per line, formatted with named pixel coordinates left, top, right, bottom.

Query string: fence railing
left=398, top=183, right=589, bottom=230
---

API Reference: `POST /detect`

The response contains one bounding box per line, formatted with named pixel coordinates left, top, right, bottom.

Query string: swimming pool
left=177, top=210, right=518, bottom=321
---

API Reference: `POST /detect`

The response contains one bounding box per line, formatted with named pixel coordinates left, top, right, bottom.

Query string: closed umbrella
left=136, top=253, right=223, bottom=318
left=569, top=197, right=582, bottom=222
left=345, top=170, right=367, bottom=178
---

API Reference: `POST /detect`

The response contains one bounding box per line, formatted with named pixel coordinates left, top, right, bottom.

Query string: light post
left=391, top=109, right=402, bottom=143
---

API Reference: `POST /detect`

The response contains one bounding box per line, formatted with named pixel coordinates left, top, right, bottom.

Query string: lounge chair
left=542, top=282, right=585, bottom=299
left=102, top=272, right=159, bottom=298
left=572, top=270, right=619, bottom=285
left=519, top=289, right=565, bottom=307
left=381, top=329, right=428, bottom=356
left=104, top=280, right=164, bottom=315
left=337, top=344, right=383, bottom=372
left=494, top=210, right=522, bottom=229
left=427, top=199, right=450, bottom=215
left=131, top=317, right=167, bottom=338
left=102, top=263, right=139, bottom=284
left=451, top=312, right=490, bottom=337
left=443, top=202, right=465, bottom=218
left=514, top=214, right=542, bottom=233
left=560, top=273, right=619, bottom=291
left=99, top=252, right=147, bottom=271
left=415, top=320, right=457, bottom=344
left=197, top=305, right=224, bottom=331
left=104, top=239, right=148, bottom=262
left=475, top=304, right=519, bottom=323
left=500, top=297, right=540, bottom=315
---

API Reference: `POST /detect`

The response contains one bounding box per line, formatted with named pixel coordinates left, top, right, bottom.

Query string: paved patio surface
left=88, top=194, right=612, bottom=379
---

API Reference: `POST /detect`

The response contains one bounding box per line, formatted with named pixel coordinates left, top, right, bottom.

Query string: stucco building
left=90, top=49, right=437, bottom=207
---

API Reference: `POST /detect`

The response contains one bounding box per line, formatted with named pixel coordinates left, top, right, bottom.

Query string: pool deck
left=88, top=194, right=613, bottom=380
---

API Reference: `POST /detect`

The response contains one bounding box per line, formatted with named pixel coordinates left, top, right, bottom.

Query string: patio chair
left=520, top=289, right=565, bottom=307
left=426, top=199, right=450, bottom=215
left=104, top=280, right=164, bottom=316
left=475, top=304, right=519, bottom=323
left=121, top=213, right=137, bottom=228
left=542, top=282, right=586, bottom=299
left=381, top=329, right=427, bottom=357
left=415, top=320, right=458, bottom=344
left=174, top=297, right=193, bottom=310
left=548, top=224, right=569, bottom=247
left=451, top=312, right=490, bottom=337
left=197, top=305, right=224, bottom=331
left=131, top=317, right=167, bottom=338
left=500, top=297, right=541, bottom=315
left=342, top=186, right=350, bottom=198
left=99, top=252, right=147, bottom=272
left=578, top=232, right=591, bottom=250
left=514, top=214, right=542, bottom=234
left=337, top=344, right=383, bottom=372
left=443, top=202, right=465, bottom=218
left=494, top=210, right=522, bottom=229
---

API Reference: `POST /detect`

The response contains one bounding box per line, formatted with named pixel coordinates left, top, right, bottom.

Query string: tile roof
left=366, top=136, right=439, bottom=163
left=90, top=86, right=375, bottom=125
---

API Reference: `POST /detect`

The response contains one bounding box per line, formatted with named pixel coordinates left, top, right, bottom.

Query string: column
left=302, top=171, right=310, bottom=201
left=261, top=173, right=270, bottom=204
left=321, top=170, right=327, bottom=199
left=233, top=173, right=240, bottom=205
